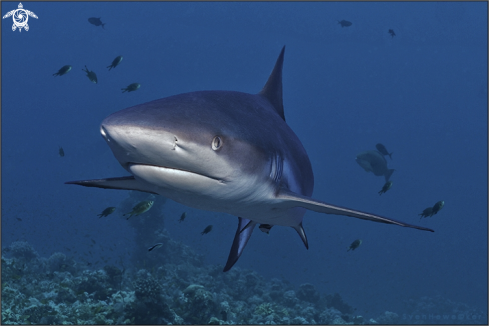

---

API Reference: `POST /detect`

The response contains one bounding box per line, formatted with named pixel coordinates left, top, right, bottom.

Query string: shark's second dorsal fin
left=259, top=46, right=286, bottom=121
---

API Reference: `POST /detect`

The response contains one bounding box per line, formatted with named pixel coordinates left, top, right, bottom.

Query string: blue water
left=2, top=1, right=487, bottom=320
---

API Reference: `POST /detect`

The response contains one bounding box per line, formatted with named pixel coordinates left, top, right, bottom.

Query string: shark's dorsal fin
left=259, top=46, right=286, bottom=121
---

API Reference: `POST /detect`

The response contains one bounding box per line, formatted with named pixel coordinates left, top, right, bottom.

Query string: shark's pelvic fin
left=292, top=222, right=309, bottom=249
left=239, top=219, right=254, bottom=234
left=224, top=217, right=257, bottom=272
left=65, top=176, right=158, bottom=194
left=277, top=189, right=434, bottom=232
left=259, top=46, right=285, bottom=121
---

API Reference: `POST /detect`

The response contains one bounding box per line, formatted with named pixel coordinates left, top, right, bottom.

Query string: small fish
left=201, top=225, right=213, bottom=235
left=91, top=239, right=96, bottom=244
left=124, top=200, right=154, bottom=219
left=418, top=207, right=434, bottom=219
left=82, top=65, right=98, bottom=84
left=431, top=201, right=445, bottom=215
left=378, top=181, right=393, bottom=195
left=338, top=20, right=352, bottom=27
left=375, top=143, right=393, bottom=159
left=179, top=212, right=187, bottom=223
left=388, top=29, right=396, bottom=38
left=53, top=65, right=72, bottom=77
left=258, top=224, right=272, bottom=234
left=148, top=243, right=164, bottom=252
left=59, top=146, right=65, bottom=157
left=97, top=207, right=116, bottom=218
left=347, top=239, right=362, bottom=251
left=107, top=56, right=123, bottom=71
left=15, top=217, right=22, bottom=222
left=121, top=83, right=141, bottom=93
left=88, top=17, right=105, bottom=29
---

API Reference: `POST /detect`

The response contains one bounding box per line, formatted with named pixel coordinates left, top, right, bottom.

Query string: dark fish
left=378, top=181, right=393, bottom=195
left=53, top=65, right=72, bottom=77
left=388, top=29, right=396, bottom=38
left=431, top=201, right=445, bottom=215
left=418, top=207, right=433, bottom=219
left=356, top=150, right=395, bottom=182
left=258, top=224, right=272, bottom=234
left=338, top=20, right=352, bottom=27
left=59, top=146, right=65, bottom=157
left=148, top=243, right=164, bottom=252
left=107, top=56, right=123, bottom=71
left=97, top=207, right=116, bottom=218
left=347, top=239, right=362, bottom=251
left=15, top=217, right=22, bottom=222
left=121, top=83, right=141, bottom=93
left=179, top=212, right=187, bottom=223
left=82, top=65, right=98, bottom=84
left=201, top=225, right=213, bottom=235
left=375, top=143, right=393, bottom=159
left=88, top=17, right=105, bottom=29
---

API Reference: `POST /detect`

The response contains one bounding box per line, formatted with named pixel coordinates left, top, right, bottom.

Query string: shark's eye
left=212, top=136, right=222, bottom=151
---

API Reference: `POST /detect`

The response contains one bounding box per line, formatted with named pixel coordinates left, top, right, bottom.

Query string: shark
left=66, top=47, right=434, bottom=272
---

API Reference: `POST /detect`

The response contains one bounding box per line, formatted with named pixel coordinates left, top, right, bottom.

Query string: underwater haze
left=1, top=1, right=487, bottom=324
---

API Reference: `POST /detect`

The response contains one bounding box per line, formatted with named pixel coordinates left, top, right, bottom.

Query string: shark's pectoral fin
left=292, top=222, right=309, bottom=249
left=223, top=217, right=257, bottom=272
left=277, top=189, right=434, bottom=232
left=65, top=176, right=158, bottom=194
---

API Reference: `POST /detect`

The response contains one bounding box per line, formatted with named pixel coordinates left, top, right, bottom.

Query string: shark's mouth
left=127, top=163, right=226, bottom=184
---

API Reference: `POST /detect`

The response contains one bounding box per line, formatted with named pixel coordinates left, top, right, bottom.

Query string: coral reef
left=400, top=295, right=487, bottom=324
left=2, top=236, right=486, bottom=325
left=325, top=292, right=355, bottom=315
left=5, top=241, right=38, bottom=262
left=297, top=283, right=321, bottom=304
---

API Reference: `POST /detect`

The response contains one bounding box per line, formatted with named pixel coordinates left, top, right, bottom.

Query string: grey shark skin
left=356, top=150, right=395, bottom=182
left=66, top=47, right=433, bottom=272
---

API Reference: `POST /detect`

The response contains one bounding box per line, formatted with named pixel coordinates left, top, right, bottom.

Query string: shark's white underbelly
left=129, top=163, right=305, bottom=227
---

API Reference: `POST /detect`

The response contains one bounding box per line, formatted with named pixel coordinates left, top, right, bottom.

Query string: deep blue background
left=2, top=1, right=487, bottom=318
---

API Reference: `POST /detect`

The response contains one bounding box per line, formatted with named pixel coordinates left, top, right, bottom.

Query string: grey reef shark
left=66, top=47, right=433, bottom=272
